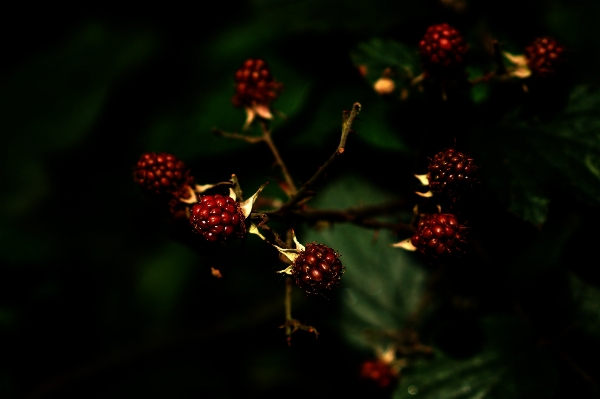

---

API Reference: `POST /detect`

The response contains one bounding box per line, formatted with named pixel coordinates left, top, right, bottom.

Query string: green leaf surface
left=396, top=316, right=558, bottom=399
left=472, top=85, right=600, bottom=225
left=300, top=174, right=426, bottom=351
left=569, top=272, right=600, bottom=339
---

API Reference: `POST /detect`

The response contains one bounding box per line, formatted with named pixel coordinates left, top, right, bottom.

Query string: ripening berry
left=428, top=148, right=478, bottom=201
left=525, top=37, right=566, bottom=78
left=411, top=213, right=467, bottom=260
left=360, top=359, right=399, bottom=389
left=419, top=23, right=468, bottom=76
left=292, top=243, right=344, bottom=295
left=134, top=152, right=193, bottom=198
left=190, top=194, right=246, bottom=243
left=231, top=58, right=283, bottom=108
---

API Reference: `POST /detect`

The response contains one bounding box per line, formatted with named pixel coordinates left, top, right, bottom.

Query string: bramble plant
left=132, top=12, right=598, bottom=395
left=5, top=3, right=600, bottom=398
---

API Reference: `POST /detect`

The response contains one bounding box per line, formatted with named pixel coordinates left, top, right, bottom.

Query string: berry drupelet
left=411, top=213, right=467, bottom=260
left=231, top=58, right=283, bottom=108
left=134, top=152, right=193, bottom=198
left=291, top=243, right=344, bottom=296
left=190, top=194, right=246, bottom=243
left=428, top=148, right=477, bottom=201
left=419, top=23, right=468, bottom=76
left=524, top=37, right=566, bottom=78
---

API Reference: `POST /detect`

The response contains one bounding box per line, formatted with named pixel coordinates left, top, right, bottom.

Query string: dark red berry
left=419, top=23, right=468, bottom=75
left=134, top=153, right=193, bottom=198
left=427, top=148, right=478, bottom=200
left=292, top=243, right=344, bottom=295
left=190, top=194, right=246, bottom=243
left=525, top=37, right=566, bottom=78
left=231, top=58, right=283, bottom=108
left=411, top=213, right=467, bottom=260
left=360, top=359, right=399, bottom=389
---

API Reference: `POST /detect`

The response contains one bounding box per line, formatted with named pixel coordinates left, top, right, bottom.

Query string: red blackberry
left=231, top=58, right=283, bottom=108
left=291, top=243, right=344, bottom=295
left=525, top=37, right=566, bottom=78
left=360, top=359, right=399, bottom=389
left=411, top=213, right=467, bottom=259
left=134, top=152, right=193, bottom=198
left=419, top=23, right=468, bottom=75
left=190, top=194, right=246, bottom=243
left=427, top=148, right=477, bottom=200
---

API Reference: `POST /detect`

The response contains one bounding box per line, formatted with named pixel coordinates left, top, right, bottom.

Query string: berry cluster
left=418, top=23, right=468, bottom=76
left=231, top=58, right=283, bottom=108
left=411, top=213, right=467, bottom=260
left=525, top=36, right=566, bottom=78
left=133, top=152, right=193, bottom=199
left=190, top=194, right=246, bottom=243
left=291, top=243, right=344, bottom=296
left=428, top=148, right=477, bottom=201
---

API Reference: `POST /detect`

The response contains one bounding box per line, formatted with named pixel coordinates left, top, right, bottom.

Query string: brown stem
left=289, top=199, right=414, bottom=234
left=259, top=120, right=298, bottom=195
left=278, top=102, right=361, bottom=214
left=213, top=128, right=263, bottom=143
left=213, top=123, right=298, bottom=197
left=284, top=277, right=293, bottom=345
left=280, top=277, right=318, bottom=346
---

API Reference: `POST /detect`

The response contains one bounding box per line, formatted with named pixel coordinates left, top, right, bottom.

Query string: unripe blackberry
left=411, top=213, right=467, bottom=260
left=291, top=243, right=344, bottom=295
left=231, top=58, right=283, bottom=108
left=419, top=23, right=468, bottom=75
left=427, top=148, right=477, bottom=200
left=190, top=194, right=246, bottom=243
left=134, top=152, right=193, bottom=198
left=525, top=37, right=566, bottom=78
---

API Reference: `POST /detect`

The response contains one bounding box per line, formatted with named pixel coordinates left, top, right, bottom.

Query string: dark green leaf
left=396, top=316, right=558, bottom=399
left=300, top=174, right=426, bottom=350
left=472, top=86, right=600, bottom=225
left=569, top=273, right=600, bottom=339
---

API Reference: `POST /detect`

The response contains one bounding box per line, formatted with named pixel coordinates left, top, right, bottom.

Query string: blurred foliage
left=2, top=1, right=600, bottom=398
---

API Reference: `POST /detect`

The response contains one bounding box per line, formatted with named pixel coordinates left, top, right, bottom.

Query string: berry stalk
left=278, top=102, right=361, bottom=214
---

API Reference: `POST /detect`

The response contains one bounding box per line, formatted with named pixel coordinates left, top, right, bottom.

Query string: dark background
left=2, top=2, right=600, bottom=398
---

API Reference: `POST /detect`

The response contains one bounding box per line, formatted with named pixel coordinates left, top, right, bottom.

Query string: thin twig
left=278, top=102, right=361, bottom=214
left=280, top=277, right=318, bottom=346
left=288, top=199, right=414, bottom=233
left=213, top=122, right=298, bottom=197
left=259, top=120, right=298, bottom=195
left=213, top=128, right=263, bottom=143
left=284, top=277, right=293, bottom=344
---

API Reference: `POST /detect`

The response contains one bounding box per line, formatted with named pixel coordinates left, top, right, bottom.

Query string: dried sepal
left=248, top=224, right=303, bottom=267
left=243, top=105, right=275, bottom=130
left=503, top=51, right=532, bottom=79
left=180, top=183, right=219, bottom=204
left=416, top=190, right=433, bottom=198
left=414, top=173, right=430, bottom=186
left=239, top=182, right=268, bottom=218
left=391, top=238, right=417, bottom=251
